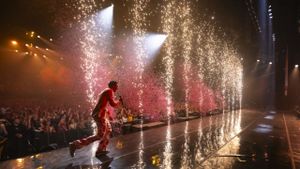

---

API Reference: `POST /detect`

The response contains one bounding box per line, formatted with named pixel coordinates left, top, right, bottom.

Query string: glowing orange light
left=30, top=31, right=35, bottom=38
left=116, top=140, right=124, bottom=149
left=11, top=40, right=18, bottom=46
left=151, top=155, right=160, bottom=166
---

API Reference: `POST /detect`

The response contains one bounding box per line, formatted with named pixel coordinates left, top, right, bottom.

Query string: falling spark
left=180, top=1, right=193, bottom=117
left=161, top=0, right=176, bottom=117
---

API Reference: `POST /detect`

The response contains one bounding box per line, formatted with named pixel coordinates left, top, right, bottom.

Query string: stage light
left=295, top=64, right=299, bottom=68
left=143, top=33, right=167, bottom=60
left=240, top=57, right=244, bottom=61
left=25, top=52, right=29, bottom=55
left=34, top=53, right=37, bottom=56
left=268, top=9, right=272, bottom=12
left=30, top=31, right=35, bottom=38
left=15, top=50, right=18, bottom=53
left=257, top=59, right=260, bottom=62
left=211, top=16, right=215, bottom=20
left=45, top=48, right=49, bottom=51
left=269, top=62, right=272, bottom=65
left=25, top=44, right=29, bottom=47
left=43, top=55, right=46, bottom=58
left=11, top=40, right=18, bottom=46
left=35, top=46, right=39, bottom=49
left=96, top=4, right=114, bottom=33
left=49, top=38, right=53, bottom=42
left=37, top=35, right=41, bottom=38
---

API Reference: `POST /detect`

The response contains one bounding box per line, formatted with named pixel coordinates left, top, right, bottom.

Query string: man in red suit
left=69, top=81, right=122, bottom=157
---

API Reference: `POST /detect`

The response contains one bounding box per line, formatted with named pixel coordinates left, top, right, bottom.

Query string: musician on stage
left=69, top=81, right=122, bottom=157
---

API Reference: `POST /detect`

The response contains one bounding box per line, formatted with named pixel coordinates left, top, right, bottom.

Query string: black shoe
left=95, top=150, right=109, bottom=157
left=100, top=157, right=113, bottom=168
left=69, top=142, right=76, bottom=157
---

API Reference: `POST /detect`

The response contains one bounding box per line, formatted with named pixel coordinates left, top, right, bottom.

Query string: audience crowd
left=0, top=104, right=93, bottom=160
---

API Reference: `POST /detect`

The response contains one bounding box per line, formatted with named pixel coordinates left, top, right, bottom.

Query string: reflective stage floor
left=1, top=109, right=299, bottom=169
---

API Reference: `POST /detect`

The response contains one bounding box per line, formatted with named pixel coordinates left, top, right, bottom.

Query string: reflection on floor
left=0, top=109, right=296, bottom=169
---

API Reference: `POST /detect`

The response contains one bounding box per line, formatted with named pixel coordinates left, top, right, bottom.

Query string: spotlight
left=30, top=31, right=35, bottom=38
left=269, top=62, right=272, bottom=65
left=295, top=64, right=299, bottom=68
left=96, top=4, right=114, bottom=32
left=143, top=33, right=167, bottom=59
left=11, top=40, right=18, bottom=46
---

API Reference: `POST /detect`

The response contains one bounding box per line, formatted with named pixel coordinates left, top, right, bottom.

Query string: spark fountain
left=129, top=0, right=149, bottom=168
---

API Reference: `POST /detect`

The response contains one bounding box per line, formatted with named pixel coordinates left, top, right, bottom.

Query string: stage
left=0, top=109, right=298, bottom=169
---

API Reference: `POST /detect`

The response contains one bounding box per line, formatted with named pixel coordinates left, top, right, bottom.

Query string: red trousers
left=73, top=114, right=112, bottom=152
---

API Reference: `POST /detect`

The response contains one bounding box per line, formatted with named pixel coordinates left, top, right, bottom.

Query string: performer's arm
left=107, top=90, right=120, bottom=107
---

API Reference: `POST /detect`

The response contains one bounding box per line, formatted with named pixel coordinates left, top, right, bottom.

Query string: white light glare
left=269, top=62, right=272, bottom=65
left=143, top=33, right=167, bottom=60
left=295, top=64, right=299, bottom=68
left=96, top=4, right=114, bottom=33
left=257, top=59, right=260, bottom=62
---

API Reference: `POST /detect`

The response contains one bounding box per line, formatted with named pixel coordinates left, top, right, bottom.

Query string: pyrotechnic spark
left=129, top=1, right=149, bottom=168
left=129, top=0, right=150, bottom=116
left=179, top=1, right=193, bottom=117
left=161, top=0, right=177, bottom=117
left=72, top=1, right=113, bottom=106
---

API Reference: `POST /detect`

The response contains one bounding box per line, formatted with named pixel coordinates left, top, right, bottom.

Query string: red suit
left=70, top=88, right=120, bottom=155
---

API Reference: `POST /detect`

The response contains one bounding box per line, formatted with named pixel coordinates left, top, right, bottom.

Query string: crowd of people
left=0, top=104, right=93, bottom=160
